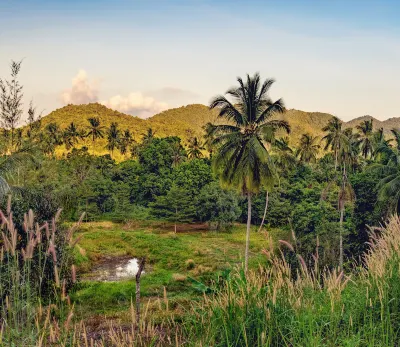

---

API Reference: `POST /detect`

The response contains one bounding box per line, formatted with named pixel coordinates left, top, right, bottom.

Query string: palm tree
left=209, top=73, right=289, bottom=273
left=141, top=128, right=155, bottom=145
left=356, top=119, right=373, bottom=159
left=187, top=137, right=205, bottom=159
left=258, top=137, right=296, bottom=233
left=272, top=137, right=296, bottom=172
left=389, top=129, right=400, bottom=151
left=344, top=128, right=361, bottom=171
left=130, top=143, right=141, bottom=159
left=41, top=123, right=63, bottom=156
left=296, top=134, right=320, bottom=163
left=119, top=129, right=134, bottom=156
left=171, top=141, right=186, bottom=168
left=45, top=123, right=62, bottom=144
left=337, top=136, right=355, bottom=271
left=370, top=133, right=400, bottom=212
left=63, top=122, right=82, bottom=150
left=105, top=122, right=121, bottom=157
left=86, top=117, right=105, bottom=153
left=322, top=117, right=347, bottom=171
left=322, top=128, right=354, bottom=271
left=203, top=122, right=216, bottom=158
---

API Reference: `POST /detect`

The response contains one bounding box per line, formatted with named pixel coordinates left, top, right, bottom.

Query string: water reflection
left=86, top=257, right=144, bottom=282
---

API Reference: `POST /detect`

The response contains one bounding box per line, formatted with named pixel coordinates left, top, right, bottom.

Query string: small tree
left=150, top=184, right=196, bottom=233
left=0, top=60, right=24, bottom=152
left=196, top=182, right=241, bottom=231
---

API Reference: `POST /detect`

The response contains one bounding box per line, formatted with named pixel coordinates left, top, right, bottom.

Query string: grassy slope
left=71, top=221, right=285, bottom=322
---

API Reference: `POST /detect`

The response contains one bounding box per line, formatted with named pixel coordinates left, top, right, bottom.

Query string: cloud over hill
left=61, top=70, right=169, bottom=118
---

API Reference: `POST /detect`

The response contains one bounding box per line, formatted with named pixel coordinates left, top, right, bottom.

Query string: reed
left=184, top=216, right=400, bottom=346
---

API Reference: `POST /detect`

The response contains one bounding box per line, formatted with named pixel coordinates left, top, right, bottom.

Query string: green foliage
left=149, top=184, right=196, bottom=225
left=196, top=182, right=241, bottom=231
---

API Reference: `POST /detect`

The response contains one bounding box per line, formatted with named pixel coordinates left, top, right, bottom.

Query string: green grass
left=71, top=221, right=281, bottom=320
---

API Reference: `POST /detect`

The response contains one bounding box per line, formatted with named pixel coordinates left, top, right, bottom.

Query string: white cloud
left=101, top=93, right=168, bottom=119
left=61, top=70, right=168, bottom=118
left=61, top=70, right=99, bottom=105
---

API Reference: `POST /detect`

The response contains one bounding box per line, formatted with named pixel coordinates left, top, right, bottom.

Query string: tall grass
left=185, top=216, right=400, bottom=346
left=0, top=199, right=81, bottom=345
left=5, top=204, right=400, bottom=346
left=0, top=202, right=177, bottom=346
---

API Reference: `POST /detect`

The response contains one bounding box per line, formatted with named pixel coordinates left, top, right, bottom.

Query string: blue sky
left=1, top=0, right=400, bottom=120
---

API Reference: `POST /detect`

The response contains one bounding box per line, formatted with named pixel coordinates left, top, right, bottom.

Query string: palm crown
left=209, top=73, right=289, bottom=194
left=86, top=117, right=104, bottom=142
left=356, top=119, right=373, bottom=158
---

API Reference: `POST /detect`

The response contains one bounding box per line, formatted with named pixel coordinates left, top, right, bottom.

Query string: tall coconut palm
left=42, top=123, right=63, bottom=156
left=105, top=122, right=121, bottom=157
left=63, top=122, right=82, bottom=150
left=40, top=123, right=62, bottom=157
left=187, top=137, right=205, bottom=159
left=119, top=129, right=134, bottom=156
left=258, top=137, right=296, bottom=233
left=390, top=129, right=400, bottom=151
left=141, top=128, right=155, bottom=145
left=370, top=134, right=400, bottom=212
left=337, top=136, right=355, bottom=271
left=86, top=117, right=105, bottom=153
left=272, top=137, right=296, bottom=172
left=322, top=128, right=354, bottom=271
left=356, top=119, right=373, bottom=159
left=370, top=127, right=393, bottom=162
left=344, top=128, right=361, bottom=171
left=296, top=133, right=320, bottom=163
left=210, top=73, right=289, bottom=272
left=322, top=117, right=347, bottom=171
left=203, top=122, right=217, bottom=158
left=171, top=141, right=186, bottom=168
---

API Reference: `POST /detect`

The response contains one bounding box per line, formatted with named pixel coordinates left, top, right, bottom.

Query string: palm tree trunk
left=334, top=148, right=338, bottom=172
left=245, top=192, right=252, bottom=274
left=174, top=207, right=177, bottom=234
left=339, top=206, right=344, bottom=272
left=258, top=191, right=269, bottom=233
left=339, top=163, right=346, bottom=272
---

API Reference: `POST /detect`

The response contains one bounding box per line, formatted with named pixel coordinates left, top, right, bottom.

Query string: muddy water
left=84, top=256, right=144, bottom=282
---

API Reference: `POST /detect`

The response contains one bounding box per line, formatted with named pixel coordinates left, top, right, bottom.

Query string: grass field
left=71, top=221, right=286, bottom=326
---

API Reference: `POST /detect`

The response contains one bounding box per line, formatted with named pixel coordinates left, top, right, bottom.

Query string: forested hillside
left=31, top=102, right=400, bottom=160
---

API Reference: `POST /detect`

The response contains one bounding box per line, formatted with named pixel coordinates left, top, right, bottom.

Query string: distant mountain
left=32, top=103, right=400, bottom=158
left=344, top=115, right=400, bottom=135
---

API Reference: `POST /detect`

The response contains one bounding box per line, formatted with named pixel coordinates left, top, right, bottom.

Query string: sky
left=1, top=0, right=400, bottom=121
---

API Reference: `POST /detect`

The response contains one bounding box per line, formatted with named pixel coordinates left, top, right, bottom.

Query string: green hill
left=34, top=102, right=400, bottom=159
left=36, top=103, right=219, bottom=159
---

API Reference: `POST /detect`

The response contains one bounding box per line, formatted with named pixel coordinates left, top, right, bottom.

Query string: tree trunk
left=258, top=191, right=269, bottom=233
left=174, top=207, right=177, bottom=234
left=339, top=163, right=346, bottom=272
left=339, top=206, right=344, bottom=272
left=245, top=192, right=252, bottom=274
left=135, top=258, right=146, bottom=332
left=334, top=148, right=338, bottom=172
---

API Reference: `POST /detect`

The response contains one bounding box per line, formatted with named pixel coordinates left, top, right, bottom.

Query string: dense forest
left=2, top=63, right=400, bottom=345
